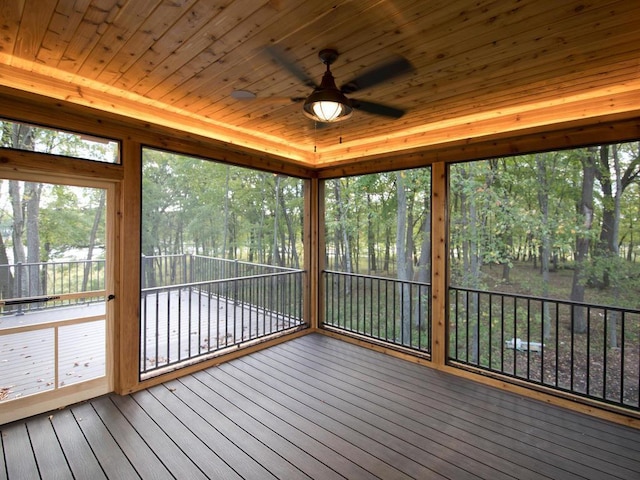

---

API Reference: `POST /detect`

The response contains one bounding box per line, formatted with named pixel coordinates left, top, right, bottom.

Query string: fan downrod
left=318, top=49, right=339, bottom=66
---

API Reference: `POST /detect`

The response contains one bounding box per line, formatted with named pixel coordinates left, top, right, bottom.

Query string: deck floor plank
left=208, top=362, right=405, bottom=479
left=192, top=368, right=375, bottom=480
left=179, top=373, right=345, bottom=480
left=238, top=351, right=501, bottom=480
left=1, top=423, right=40, bottom=479
left=164, top=376, right=309, bottom=480
left=286, top=336, right=640, bottom=479
left=306, top=334, right=640, bottom=448
left=297, top=335, right=640, bottom=470
left=2, top=333, right=640, bottom=480
left=147, top=383, right=277, bottom=480
left=90, top=396, right=174, bottom=480
left=131, top=389, right=243, bottom=479
left=69, top=403, right=140, bottom=479
left=26, top=416, right=73, bottom=480
left=109, top=394, right=210, bottom=480
left=253, top=345, right=536, bottom=480
left=48, top=409, right=106, bottom=479
left=218, top=361, right=436, bottom=479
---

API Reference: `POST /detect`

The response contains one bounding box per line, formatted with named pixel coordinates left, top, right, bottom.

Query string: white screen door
left=0, top=178, right=112, bottom=424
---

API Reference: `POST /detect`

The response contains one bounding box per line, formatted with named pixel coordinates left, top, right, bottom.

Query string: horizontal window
left=0, top=119, right=119, bottom=164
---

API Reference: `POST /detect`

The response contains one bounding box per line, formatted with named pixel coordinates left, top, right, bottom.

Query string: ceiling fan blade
left=264, top=45, right=319, bottom=89
left=340, top=56, right=414, bottom=94
left=351, top=99, right=406, bottom=119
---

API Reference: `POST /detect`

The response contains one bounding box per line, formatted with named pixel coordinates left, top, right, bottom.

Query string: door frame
left=0, top=168, right=117, bottom=424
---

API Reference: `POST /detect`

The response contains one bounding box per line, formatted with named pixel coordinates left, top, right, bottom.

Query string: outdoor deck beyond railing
left=449, top=286, right=640, bottom=412
left=140, top=255, right=305, bottom=377
left=0, top=259, right=105, bottom=315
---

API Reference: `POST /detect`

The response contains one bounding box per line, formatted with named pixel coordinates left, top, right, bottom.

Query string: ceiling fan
left=243, top=46, right=415, bottom=124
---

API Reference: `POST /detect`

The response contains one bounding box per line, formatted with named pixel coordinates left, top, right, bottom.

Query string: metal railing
left=141, top=254, right=295, bottom=288
left=0, top=259, right=105, bottom=315
left=141, top=260, right=305, bottom=376
left=323, top=270, right=430, bottom=354
left=449, top=287, right=640, bottom=411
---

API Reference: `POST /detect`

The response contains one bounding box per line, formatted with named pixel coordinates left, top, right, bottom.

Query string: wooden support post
left=431, top=161, right=448, bottom=367
left=115, top=139, right=142, bottom=394
left=305, top=176, right=323, bottom=331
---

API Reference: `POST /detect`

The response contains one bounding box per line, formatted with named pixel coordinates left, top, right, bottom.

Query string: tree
left=570, top=148, right=597, bottom=333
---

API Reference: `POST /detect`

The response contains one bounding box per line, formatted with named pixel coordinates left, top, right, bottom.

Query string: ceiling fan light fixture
left=302, top=53, right=353, bottom=123
left=303, top=89, right=352, bottom=122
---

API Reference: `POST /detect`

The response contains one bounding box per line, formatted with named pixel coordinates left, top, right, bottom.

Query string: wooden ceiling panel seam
left=94, top=0, right=201, bottom=86
left=56, top=0, right=124, bottom=73
left=115, top=0, right=241, bottom=94
left=76, top=0, right=166, bottom=80
left=13, top=0, right=57, bottom=61
left=35, top=0, right=91, bottom=67
left=0, top=0, right=25, bottom=58
left=148, top=2, right=295, bottom=106
left=151, top=1, right=358, bottom=110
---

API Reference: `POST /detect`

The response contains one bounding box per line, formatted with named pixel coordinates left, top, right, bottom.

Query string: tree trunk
left=0, top=229, right=13, bottom=301
left=367, top=194, right=377, bottom=273
left=333, top=179, right=352, bottom=274
left=395, top=172, right=413, bottom=344
left=415, top=198, right=431, bottom=331
left=222, top=165, right=231, bottom=260
left=278, top=190, right=299, bottom=268
left=570, top=148, right=597, bottom=333
left=83, top=190, right=106, bottom=291
left=272, top=176, right=282, bottom=266
left=536, top=155, right=551, bottom=338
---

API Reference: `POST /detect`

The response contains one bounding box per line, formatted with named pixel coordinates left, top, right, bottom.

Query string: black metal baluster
left=500, top=294, right=505, bottom=373
left=206, top=283, right=212, bottom=353
left=526, top=298, right=531, bottom=380
left=392, top=278, right=397, bottom=344
left=570, top=304, right=576, bottom=393
left=554, top=303, right=559, bottom=388
left=513, top=296, right=517, bottom=377
left=586, top=307, right=592, bottom=396
left=603, top=309, right=609, bottom=399
left=620, top=310, right=626, bottom=406
left=168, top=288, right=173, bottom=365
left=488, top=293, right=493, bottom=370
left=540, top=300, right=545, bottom=385
left=356, top=275, right=360, bottom=333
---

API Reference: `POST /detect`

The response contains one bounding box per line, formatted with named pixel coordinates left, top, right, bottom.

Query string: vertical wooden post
left=431, top=161, right=448, bottom=367
left=317, top=179, right=326, bottom=331
left=305, top=177, right=322, bottom=331
left=114, top=139, right=142, bottom=394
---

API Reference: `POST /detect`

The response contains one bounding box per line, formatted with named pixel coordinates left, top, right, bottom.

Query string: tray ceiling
left=0, top=0, right=639, bottom=166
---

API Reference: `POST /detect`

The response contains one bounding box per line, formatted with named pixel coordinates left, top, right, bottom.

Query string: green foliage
left=141, top=148, right=304, bottom=268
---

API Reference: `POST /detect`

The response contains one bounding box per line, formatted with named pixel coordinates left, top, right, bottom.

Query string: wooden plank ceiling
left=0, top=0, right=639, bottom=167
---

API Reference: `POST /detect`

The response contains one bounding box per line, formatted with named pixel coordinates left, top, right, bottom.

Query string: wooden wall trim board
left=128, top=329, right=312, bottom=395
left=1, top=89, right=639, bottom=423
left=0, top=86, right=315, bottom=179
left=315, top=114, right=640, bottom=179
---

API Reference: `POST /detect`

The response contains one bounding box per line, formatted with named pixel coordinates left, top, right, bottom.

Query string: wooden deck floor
left=2, top=333, right=640, bottom=479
